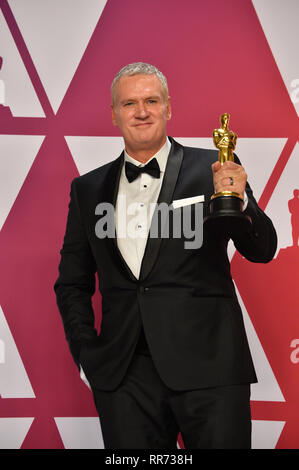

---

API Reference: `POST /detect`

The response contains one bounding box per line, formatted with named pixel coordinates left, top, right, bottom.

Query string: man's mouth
left=134, top=122, right=152, bottom=127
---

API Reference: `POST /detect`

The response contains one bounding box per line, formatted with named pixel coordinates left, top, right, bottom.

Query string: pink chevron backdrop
left=0, top=0, right=298, bottom=449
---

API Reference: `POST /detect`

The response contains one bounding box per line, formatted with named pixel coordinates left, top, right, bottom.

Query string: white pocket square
left=172, top=195, right=205, bottom=209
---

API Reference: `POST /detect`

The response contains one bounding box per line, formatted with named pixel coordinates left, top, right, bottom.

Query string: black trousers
left=92, top=352, right=252, bottom=449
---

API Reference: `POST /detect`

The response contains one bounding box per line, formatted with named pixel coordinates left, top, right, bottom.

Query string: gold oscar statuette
left=204, top=113, right=252, bottom=235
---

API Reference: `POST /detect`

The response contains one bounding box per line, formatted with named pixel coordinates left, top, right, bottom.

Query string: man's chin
left=132, top=134, right=156, bottom=147
left=125, top=131, right=166, bottom=154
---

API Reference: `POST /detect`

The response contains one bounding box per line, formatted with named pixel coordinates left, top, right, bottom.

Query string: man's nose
left=135, top=102, right=149, bottom=118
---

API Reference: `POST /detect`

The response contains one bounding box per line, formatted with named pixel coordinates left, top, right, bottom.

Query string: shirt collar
left=124, top=137, right=171, bottom=174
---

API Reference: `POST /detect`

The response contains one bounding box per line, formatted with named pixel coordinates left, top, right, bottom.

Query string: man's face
left=111, top=74, right=171, bottom=157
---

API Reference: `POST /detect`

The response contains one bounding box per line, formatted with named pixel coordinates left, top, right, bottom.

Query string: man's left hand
left=211, top=161, right=247, bottom=199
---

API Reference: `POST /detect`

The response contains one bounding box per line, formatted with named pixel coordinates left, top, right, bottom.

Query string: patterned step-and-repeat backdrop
left=0, top=0, right=298, bottom=449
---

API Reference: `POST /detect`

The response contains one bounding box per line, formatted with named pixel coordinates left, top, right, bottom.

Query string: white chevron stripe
left=65, top=136, right=124, bottom=176
left=0, top=135, right=44, bottom=230
left=0, top=418, right=34, bottom=449
left=252, top=420, right=285, bottom=449
left=0, top=10, right=45, bottom=117
left=0, top=306, right=35, bottom=398
left=8, top=0, right=107, bottom=113
left=252, top=0, right=299, bottom=116
left=54, top=417, right=104, bottom=449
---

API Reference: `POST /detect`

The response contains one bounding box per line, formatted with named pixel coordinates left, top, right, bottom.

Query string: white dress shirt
left=115, top=137, right=171, bottom=279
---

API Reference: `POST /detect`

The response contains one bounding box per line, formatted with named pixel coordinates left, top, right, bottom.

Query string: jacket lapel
left=103, top=152, right=138, bottom=282
left=139, top=137, right=184, bottom=282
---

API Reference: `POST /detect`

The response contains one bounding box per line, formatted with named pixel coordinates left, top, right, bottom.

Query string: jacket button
left=139, top=286, right=150, bottom=293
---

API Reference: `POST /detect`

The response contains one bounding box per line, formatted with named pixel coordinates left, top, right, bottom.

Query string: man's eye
left=124, top=102, right=133, bottom=106
left=148, top=99, right=157, bottom=104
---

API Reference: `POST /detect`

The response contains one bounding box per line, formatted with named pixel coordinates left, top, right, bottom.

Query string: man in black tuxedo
left=54, top=62, right=277, bottom=449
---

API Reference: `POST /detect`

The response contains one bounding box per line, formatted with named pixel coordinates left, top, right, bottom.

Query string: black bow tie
left=125, top=158, right=160, bottom=183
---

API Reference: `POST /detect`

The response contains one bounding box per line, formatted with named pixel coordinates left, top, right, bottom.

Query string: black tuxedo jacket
left=54, top=137, right=277, bottom=391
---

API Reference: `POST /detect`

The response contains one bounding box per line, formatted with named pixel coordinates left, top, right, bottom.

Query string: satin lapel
left=139, top=138, right=184, bottom=282
left=103, top=152, right=137, bottom=282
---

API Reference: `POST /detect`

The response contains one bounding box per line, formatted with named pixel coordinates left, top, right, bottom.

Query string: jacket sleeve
left=54, top=178, right=98, bottom=368
left=232, top=156, right=277, bottom=263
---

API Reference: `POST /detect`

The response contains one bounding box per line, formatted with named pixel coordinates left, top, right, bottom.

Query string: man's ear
left=111, top=104, right=118, bottom=127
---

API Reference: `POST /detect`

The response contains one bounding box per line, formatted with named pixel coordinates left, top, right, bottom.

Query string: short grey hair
left=111, top=62, right=169, bottom=104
